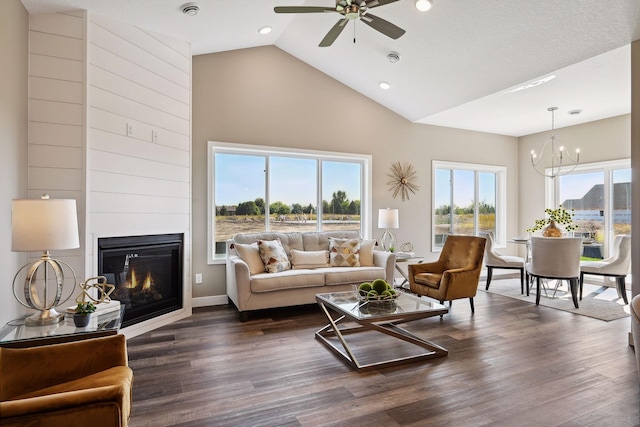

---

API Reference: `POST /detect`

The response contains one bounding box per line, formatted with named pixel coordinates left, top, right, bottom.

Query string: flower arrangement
left=526, top=206, right=578, bottom=233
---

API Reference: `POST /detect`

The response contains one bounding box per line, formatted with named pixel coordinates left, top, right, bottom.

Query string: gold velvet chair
left=408, top=235, right=486, bottom=313
left=0, top=334, right=133, bottom=427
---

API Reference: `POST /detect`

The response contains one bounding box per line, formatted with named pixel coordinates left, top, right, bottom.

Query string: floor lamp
left=11, top=195, right=80, bottom=326
left=378, top=208, right=399, bottom=252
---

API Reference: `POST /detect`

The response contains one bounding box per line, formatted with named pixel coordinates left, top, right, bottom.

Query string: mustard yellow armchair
left=408, top=235, right=486, bottom=313
left=0, top=334, right=133, bottom=427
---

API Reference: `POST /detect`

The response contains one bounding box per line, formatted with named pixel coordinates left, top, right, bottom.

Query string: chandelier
left=530, top=107, right=580, bottom=179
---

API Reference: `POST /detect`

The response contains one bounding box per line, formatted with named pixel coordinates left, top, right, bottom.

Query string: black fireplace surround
left=98, top=234, right=183, bottom=328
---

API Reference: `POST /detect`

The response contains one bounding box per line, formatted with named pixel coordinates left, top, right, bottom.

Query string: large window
left=433, top=161, right=506, bottom=251
left=208, top=142, right=371, bottom=262
left=549, top=159, right=631, bottom=258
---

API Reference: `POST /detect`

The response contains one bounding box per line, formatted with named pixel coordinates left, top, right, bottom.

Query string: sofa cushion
left=234, top=242, right=265, bottom=275
left=258, top=239, right=291, bottom=273
left=329, top=238, right=361, bottom=267
left=302, top=231, right=361, bottom=252
left=235, top=232, right=303, bottom=261
left=322, top=266, right=388, bottom=286
left=250, top=269, right=325, bottom=292
left=359, top=239, right=376, bottom=267
left=291, top=249, right=329, bottom=269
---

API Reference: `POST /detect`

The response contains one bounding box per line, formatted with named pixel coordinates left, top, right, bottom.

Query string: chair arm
left=1, top=384, right=128, bottom=421
left=373, top=251, right=396, bottom=283
left=408, top=260, right=445, bottom=275
left=0, top=335, right=127, bottom=399
left=440, top=266, right=483, bottom=299
left=227, top=256, right=252, bottom=311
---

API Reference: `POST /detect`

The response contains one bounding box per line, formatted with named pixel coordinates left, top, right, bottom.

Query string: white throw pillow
left=258, top=239, right=291, bottom=273
left=329, top=238, right=361, bottom=267
left=359, top=239, right=376, bottom=267
left=291, top=249, right=329, bottom=269
left=234, top=242, right=265, bottom=275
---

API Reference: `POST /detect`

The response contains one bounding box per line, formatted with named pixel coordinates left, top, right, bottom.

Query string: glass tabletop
left=316, top=291, right=447, bottom=321
left=0, top=305, right=125, bottom=347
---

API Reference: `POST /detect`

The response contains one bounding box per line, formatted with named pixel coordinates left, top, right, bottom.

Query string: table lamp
left=378, top=208, right=399, bottom=252
left=12, top=195, right=80, bottom=326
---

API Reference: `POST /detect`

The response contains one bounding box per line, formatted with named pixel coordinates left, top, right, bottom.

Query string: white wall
left=0, top=0, right=29, bottom=325
left=25, top=11, right=193, bottom=337
left=86, top=13, right=193, bottom=336
left=27, top=11, right=86, bottom=289
left=191, top=46, right=520, bottom=301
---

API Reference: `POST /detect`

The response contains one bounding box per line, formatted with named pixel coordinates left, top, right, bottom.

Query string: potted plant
left=526, top=205, right=578, bottom=237
left=73, top=302, right=96, bottom=327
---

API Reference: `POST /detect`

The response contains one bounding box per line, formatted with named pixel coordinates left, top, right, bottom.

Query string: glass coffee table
left=315, top=291, right=448, bottom=371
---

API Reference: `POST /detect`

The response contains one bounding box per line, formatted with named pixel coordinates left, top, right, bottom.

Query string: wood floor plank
left=127, top=289, right=640, bottom=426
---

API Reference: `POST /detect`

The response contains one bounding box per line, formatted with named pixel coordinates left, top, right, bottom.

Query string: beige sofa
left=226, top=230, right=396, bottom=321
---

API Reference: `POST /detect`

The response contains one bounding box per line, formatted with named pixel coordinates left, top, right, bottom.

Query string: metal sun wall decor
left=387, top=161, right=419, bottom=201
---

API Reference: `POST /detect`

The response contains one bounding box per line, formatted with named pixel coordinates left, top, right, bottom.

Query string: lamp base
left=24, top=308, right=65, bottom=326
left=380, top=230, right=397, bottom=252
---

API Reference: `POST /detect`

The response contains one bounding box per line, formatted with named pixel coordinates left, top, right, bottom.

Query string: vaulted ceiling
left=20, top=0, right=640, bottom=136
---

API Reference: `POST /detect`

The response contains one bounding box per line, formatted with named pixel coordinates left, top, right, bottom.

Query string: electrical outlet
left=126, top=123, right=134, bottom=137
left=152, top=129, right=158, bottom=143
left=195, top=273, right=203, bottom=284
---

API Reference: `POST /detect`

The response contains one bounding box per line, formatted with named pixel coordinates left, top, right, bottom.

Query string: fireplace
left=98, top=234, right=183, bottom=328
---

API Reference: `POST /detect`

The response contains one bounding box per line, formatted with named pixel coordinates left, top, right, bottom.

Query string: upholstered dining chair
left=483, top=231, right=526, bottom=294
left=526, top=237, right=582, bottom=308
left=408, top=235, right=486, bottom=313
left=579, top=234, right=631, bottom=304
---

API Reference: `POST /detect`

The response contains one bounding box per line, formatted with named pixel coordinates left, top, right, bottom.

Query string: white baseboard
left=192, top=295, right=229, bottom=307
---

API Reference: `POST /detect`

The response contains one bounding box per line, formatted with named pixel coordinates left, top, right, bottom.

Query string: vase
left=73, top=313, right=91, bottom=327
left=542, top=220, right=562, bottom=237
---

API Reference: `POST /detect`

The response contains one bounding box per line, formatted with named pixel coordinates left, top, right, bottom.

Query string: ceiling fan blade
left=274, top=6, right=336, bottom=13
left=365, top=0, right=401, bottom=9
left=319, top=19, right=349, bottom=47
left=360, top=13, right=405, bottom=39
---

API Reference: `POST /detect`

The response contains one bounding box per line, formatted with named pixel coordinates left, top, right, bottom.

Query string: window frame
left=432, top=160, right=507, bottom=252
left=546, top=158, right=631, bottom=257
left=207, top=141, right=372, bottom=264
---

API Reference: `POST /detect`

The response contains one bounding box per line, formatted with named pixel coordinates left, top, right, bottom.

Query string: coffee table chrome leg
left=315, top=302, right=448, bottom=371
left=315, top=301, right=362, bottom=370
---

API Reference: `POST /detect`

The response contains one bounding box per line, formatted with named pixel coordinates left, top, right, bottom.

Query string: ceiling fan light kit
left=274, top=0, right=407, bottom=47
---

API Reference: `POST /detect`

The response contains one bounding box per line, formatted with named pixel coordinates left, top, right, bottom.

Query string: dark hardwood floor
left=127, top=288, right=640, bottom=427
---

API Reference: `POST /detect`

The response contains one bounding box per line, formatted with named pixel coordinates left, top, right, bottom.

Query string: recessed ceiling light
left=181, top=2, right=199, bottom=16
left=568, top=109, right=583, bottom=115
left=258, top=26, right=272, bottom=35
left=503, top=75, right=556, bottom=93
left=415, top=0, right=433, bottom=12
left=379, top=81, right=391, bottom=90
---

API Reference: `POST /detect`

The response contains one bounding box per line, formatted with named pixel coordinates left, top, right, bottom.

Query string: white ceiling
left=20, top=0, right=640, bottom=137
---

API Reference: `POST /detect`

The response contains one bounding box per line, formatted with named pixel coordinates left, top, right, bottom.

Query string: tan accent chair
left=483, top=231, right=526, bottom=294
left=580, top=234, right=630, bottom=304
left=408, top=235, right=486, bottom=313
left=0, top=334, right=133, bottom=427
left=526, top=237, right=582, bottom=308
left=631, top=294, right=640, bottom=380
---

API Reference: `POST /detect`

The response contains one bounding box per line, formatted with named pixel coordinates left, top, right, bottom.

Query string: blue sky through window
left=215, top=153, right=361, bottom=206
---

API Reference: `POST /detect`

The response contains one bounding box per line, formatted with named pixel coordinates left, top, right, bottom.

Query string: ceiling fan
left=274, top=0, right=405, bottom=47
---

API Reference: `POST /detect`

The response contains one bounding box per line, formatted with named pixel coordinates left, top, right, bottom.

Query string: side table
left=394, top=252, right=424, bottom=288
left=0, top=305, right=125, bottom=348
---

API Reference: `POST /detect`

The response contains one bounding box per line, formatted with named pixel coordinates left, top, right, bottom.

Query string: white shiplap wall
left=28, top=11, right=192, bottom=337
left=28, top=11, right=86, bottom=286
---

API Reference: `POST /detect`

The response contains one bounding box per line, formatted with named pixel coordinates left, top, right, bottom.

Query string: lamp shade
left=378, top=208, right=399, bottom=229
left=12, top=197, right=80, bottom=252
